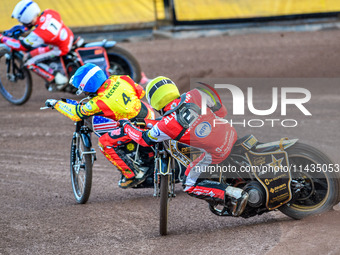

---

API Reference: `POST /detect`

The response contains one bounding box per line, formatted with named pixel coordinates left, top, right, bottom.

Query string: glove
left=45, top=99, right=58, bottom=108
left=0, top=34, right=3, bottom=43
left=118, top=118, right=130, bottom=128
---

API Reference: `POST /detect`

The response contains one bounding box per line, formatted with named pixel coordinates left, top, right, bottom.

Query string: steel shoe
left=118, top=167, right=149, bottom=189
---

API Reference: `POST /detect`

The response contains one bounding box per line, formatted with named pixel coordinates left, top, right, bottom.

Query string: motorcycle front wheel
left=70, top=133, right=93, bottom=204
left=279, top=143, right=340, bottom=219
left=0, top=49, right=32, bottom=105
left=106, top=45, right=142, bottom=83
left=159, top=174, right=170, bottom=236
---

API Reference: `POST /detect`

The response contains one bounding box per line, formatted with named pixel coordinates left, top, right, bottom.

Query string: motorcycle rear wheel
left=279, top=143, right=339, bottom=219
left=106, top=46, right=142, bottom=83
left=0, top=49, right=32, bottom=105
left=70, top=134, right=93, bottom=204
left=159, top=174, right=170, bottom=236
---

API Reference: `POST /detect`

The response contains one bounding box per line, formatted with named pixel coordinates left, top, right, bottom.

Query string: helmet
left=69, top=63, right=107, bottom=95
left=12, top=0, right=41, bottom=25
left=146, top=76, right=180, bottom=111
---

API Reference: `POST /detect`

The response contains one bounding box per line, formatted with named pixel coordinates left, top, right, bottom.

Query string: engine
left=244, top=181, right=266, bottom=208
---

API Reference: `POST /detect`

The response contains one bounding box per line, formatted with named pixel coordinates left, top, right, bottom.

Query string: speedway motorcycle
left=0, top=25, right=142, bottom=105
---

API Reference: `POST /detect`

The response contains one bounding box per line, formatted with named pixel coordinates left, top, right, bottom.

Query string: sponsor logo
left=126, top=129, right=141, bottom=140
left=148, top=131, right=158, bottom=141
left=150, top=128, right=160, bottom=137
left=59, top=28, right=67, bottom=41
left=85, top=102, right=92, bottom=110
left=105, top=82, right=120, bottom=99
left=32, top=66, right=53, bottom=80
left=110, top=128, right=121, bottom=136
left=192, top=189, right=216, bottom=197
left=59, top=104, right=74, bottom=116
left=126, top=143, right=135, bottom=151
left=253, top=156, right=266, bottom=166
left=194, top=122, right=211, bottom=138
left=270, top=183, right=287, bottom=193
left=164, top=112, right=176, bottom=125
left=6, top=40, right=21, bottom=48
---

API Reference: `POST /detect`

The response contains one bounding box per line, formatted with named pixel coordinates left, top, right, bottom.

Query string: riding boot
left=118, top=167, right=149, bottom=189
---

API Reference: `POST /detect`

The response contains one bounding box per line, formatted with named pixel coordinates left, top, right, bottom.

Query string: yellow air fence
left=1, top=0, right=340, bottom=32
left=173, top=0, right=340, bottom=22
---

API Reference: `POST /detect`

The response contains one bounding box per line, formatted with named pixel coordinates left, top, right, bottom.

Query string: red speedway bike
left=0, top=25, right=142, bottom=105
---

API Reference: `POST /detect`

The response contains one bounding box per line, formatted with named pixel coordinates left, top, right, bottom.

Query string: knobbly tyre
left=0, top=25, right=142, bottom=105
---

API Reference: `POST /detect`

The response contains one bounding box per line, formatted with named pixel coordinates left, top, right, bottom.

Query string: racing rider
left=44, top=63, right=155, bottom=188
left=0, top=0, right=74, bottom=88
left=119, top=77, right=249, bottom=216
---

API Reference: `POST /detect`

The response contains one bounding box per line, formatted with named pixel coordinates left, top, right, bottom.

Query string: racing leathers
left=122, top=88, right=237, bottom=204
left=53, top=75, right=155, bottom=181
left=0, top=9, right=74, bottom=82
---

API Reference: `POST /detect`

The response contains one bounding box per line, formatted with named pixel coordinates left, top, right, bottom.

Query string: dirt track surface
left=1, top=30, right=340, bottom=255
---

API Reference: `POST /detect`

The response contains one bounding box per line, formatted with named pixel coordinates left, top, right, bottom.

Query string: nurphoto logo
left=198, top=82, right=312, bottom=128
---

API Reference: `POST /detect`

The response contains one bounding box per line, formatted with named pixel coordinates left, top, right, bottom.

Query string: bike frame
left=71, top=97, right=97, bottom=163
left=4, top=50, right=24, bottom=82
left=72, top=120, right=96, bottom=160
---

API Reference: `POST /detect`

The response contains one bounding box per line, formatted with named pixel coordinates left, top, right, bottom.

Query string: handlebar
left=3, top=25, right=28, bottom=39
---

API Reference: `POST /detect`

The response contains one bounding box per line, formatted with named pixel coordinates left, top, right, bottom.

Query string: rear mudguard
left=84, top=40, right=117, bottom=50
left=255, top=138, right=299, bottom=153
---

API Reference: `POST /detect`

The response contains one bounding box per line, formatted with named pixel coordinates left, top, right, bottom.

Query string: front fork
left=73, top=122, right=97, bottom=166
left=5, top=52, right=25, bottom=82
left=153, top=149, right=176, bottom=198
